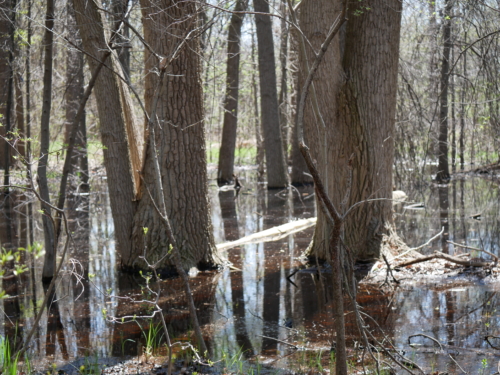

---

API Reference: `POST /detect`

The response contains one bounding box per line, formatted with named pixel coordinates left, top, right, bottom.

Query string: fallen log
left=216, top=217, right=317, bottom=252
left=396, top=250, right=493, bottom=268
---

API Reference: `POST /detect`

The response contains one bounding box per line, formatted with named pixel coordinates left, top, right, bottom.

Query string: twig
left=259, top=335, right=298, bottom=349
left=454, top=292, right=496, bottom=323
left=448, top=353, right=468, bottom=374
left=408, top=334, right=444, bottom=350
left=447, top=240, right=498, bottom=263
left=485, top=335, right=500, bottom=350
left=391, top=227, right=444, bottom=261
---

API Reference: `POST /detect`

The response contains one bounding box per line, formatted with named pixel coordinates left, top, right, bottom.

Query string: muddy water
left=2, top=171, right=500, bottom=373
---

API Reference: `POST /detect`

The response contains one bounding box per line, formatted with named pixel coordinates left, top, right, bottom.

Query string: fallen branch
left=259, top=335, right=299, bottom=349
left=408, top=334, right=443, bottom=350
left=216, top=217, right=316, bottom=251
left=447, top=240, right=498, bottom=263
left=396, top=250, right=493, bottom=268
left=391, top=227, right=444, bottom=261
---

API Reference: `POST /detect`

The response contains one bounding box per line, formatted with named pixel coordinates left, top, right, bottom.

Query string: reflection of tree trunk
left=3, top=275, right=23, bottom=349
left=438, top=185, right=450, bottom=253
left=444, top=291, right=455, bottom=348
left=261, top=193, right=286, bottom=352
left=219, top=190, right=254, bottom=354
left=45, top=288, right=69, bottom=360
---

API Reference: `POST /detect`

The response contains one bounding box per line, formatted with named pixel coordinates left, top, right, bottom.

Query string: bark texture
left=131, top=0, right=218, bottom=270
left=39, top=0, right=55, bottom=280
left=0, top=0, right=13, bottom=170
left=73, top=0, right=143, bottom=264
left=302, top=0, right=402, bottom=261
left=436, top=0, right=452, bottom=182
left=217, top=0, right=247, bottom=185
left=253, top=0, right=288, bottom=188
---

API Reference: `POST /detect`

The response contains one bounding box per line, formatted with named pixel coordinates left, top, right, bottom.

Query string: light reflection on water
left=1, top=172, right=500, bottom=372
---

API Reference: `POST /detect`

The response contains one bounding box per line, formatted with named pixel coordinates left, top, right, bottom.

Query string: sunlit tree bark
left=74, top=0, right=143, bottom=265
left=131, top=0, right=218, bottom=270
left=302, top=0, right=402, bottom=261
left=253, top=0, right=288, bottom=188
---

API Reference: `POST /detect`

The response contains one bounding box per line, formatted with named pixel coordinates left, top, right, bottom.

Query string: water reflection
left=1, top=173, right=500, bottom=373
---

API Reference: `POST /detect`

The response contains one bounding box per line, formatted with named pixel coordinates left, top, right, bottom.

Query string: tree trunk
left=66, top=0, right=89, bottom=230
left=73, top=0, right=143, bottom=264
left=217, top=0, right=248, bottom=185
left=131, top=0, right=218, bottom=271
left=253, top=0, right=288, bottom=188
left=0, top=0, right=13, bottom=171
left=436, top=0, right=452, bottom=183
left=112, top=0, right=131, bottom=82
left=39, top=0, right=56, bottom=281
left=303, top=0, right=402, bottom=262
left=289, top=26, right=312, bottom=186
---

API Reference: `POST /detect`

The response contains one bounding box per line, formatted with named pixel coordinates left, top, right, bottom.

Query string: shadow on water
left=2, top=171, right=500, bottom=372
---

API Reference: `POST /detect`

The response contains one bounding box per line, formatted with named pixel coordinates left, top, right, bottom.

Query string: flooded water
left=2, top=169, right=500, bottom=373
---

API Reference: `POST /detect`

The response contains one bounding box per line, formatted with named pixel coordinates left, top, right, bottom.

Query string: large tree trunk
left=253, top=0, right=288, bottom=188
left=131, top=0, right=218, bottom=271
left=217, top=0, right=248, bottom=185
left=73, top=0, right=143, bottom=265
left=303, top=0, right=402, bottom=262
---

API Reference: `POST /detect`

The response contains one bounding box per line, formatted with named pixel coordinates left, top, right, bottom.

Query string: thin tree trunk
left=451, top=37, right=456, bottom=173
left=112, top=0, right=131, bottom=82
left=217, top=0, right=248, bottom=185
left=0, top=0, right=12, bottom=171
left=39, top=0, right=56, bottom=281
left=26, top=0, right=34, bottom=248
left=1, top=0, right=15, bottom=249
left=436, top=0, right=452, bottom=182
left=459, top=36, right=466, bottom=170
left=252, top=31, right=265, bottom=180
left=278, top=0, right=289, bottom=158
left=253, top=0, right=288, bottom=188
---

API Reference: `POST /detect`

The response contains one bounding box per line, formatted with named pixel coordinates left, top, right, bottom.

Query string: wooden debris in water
left=216, top=217, right=317, bottom=251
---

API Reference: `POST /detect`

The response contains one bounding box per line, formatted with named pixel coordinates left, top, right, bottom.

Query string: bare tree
left=253, top=0, right=288, bottom=188
left=217, top=0, right=248, bottom=185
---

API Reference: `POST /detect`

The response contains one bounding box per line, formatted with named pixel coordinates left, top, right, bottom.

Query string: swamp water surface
left=2, top=169, right=500, bottom=374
